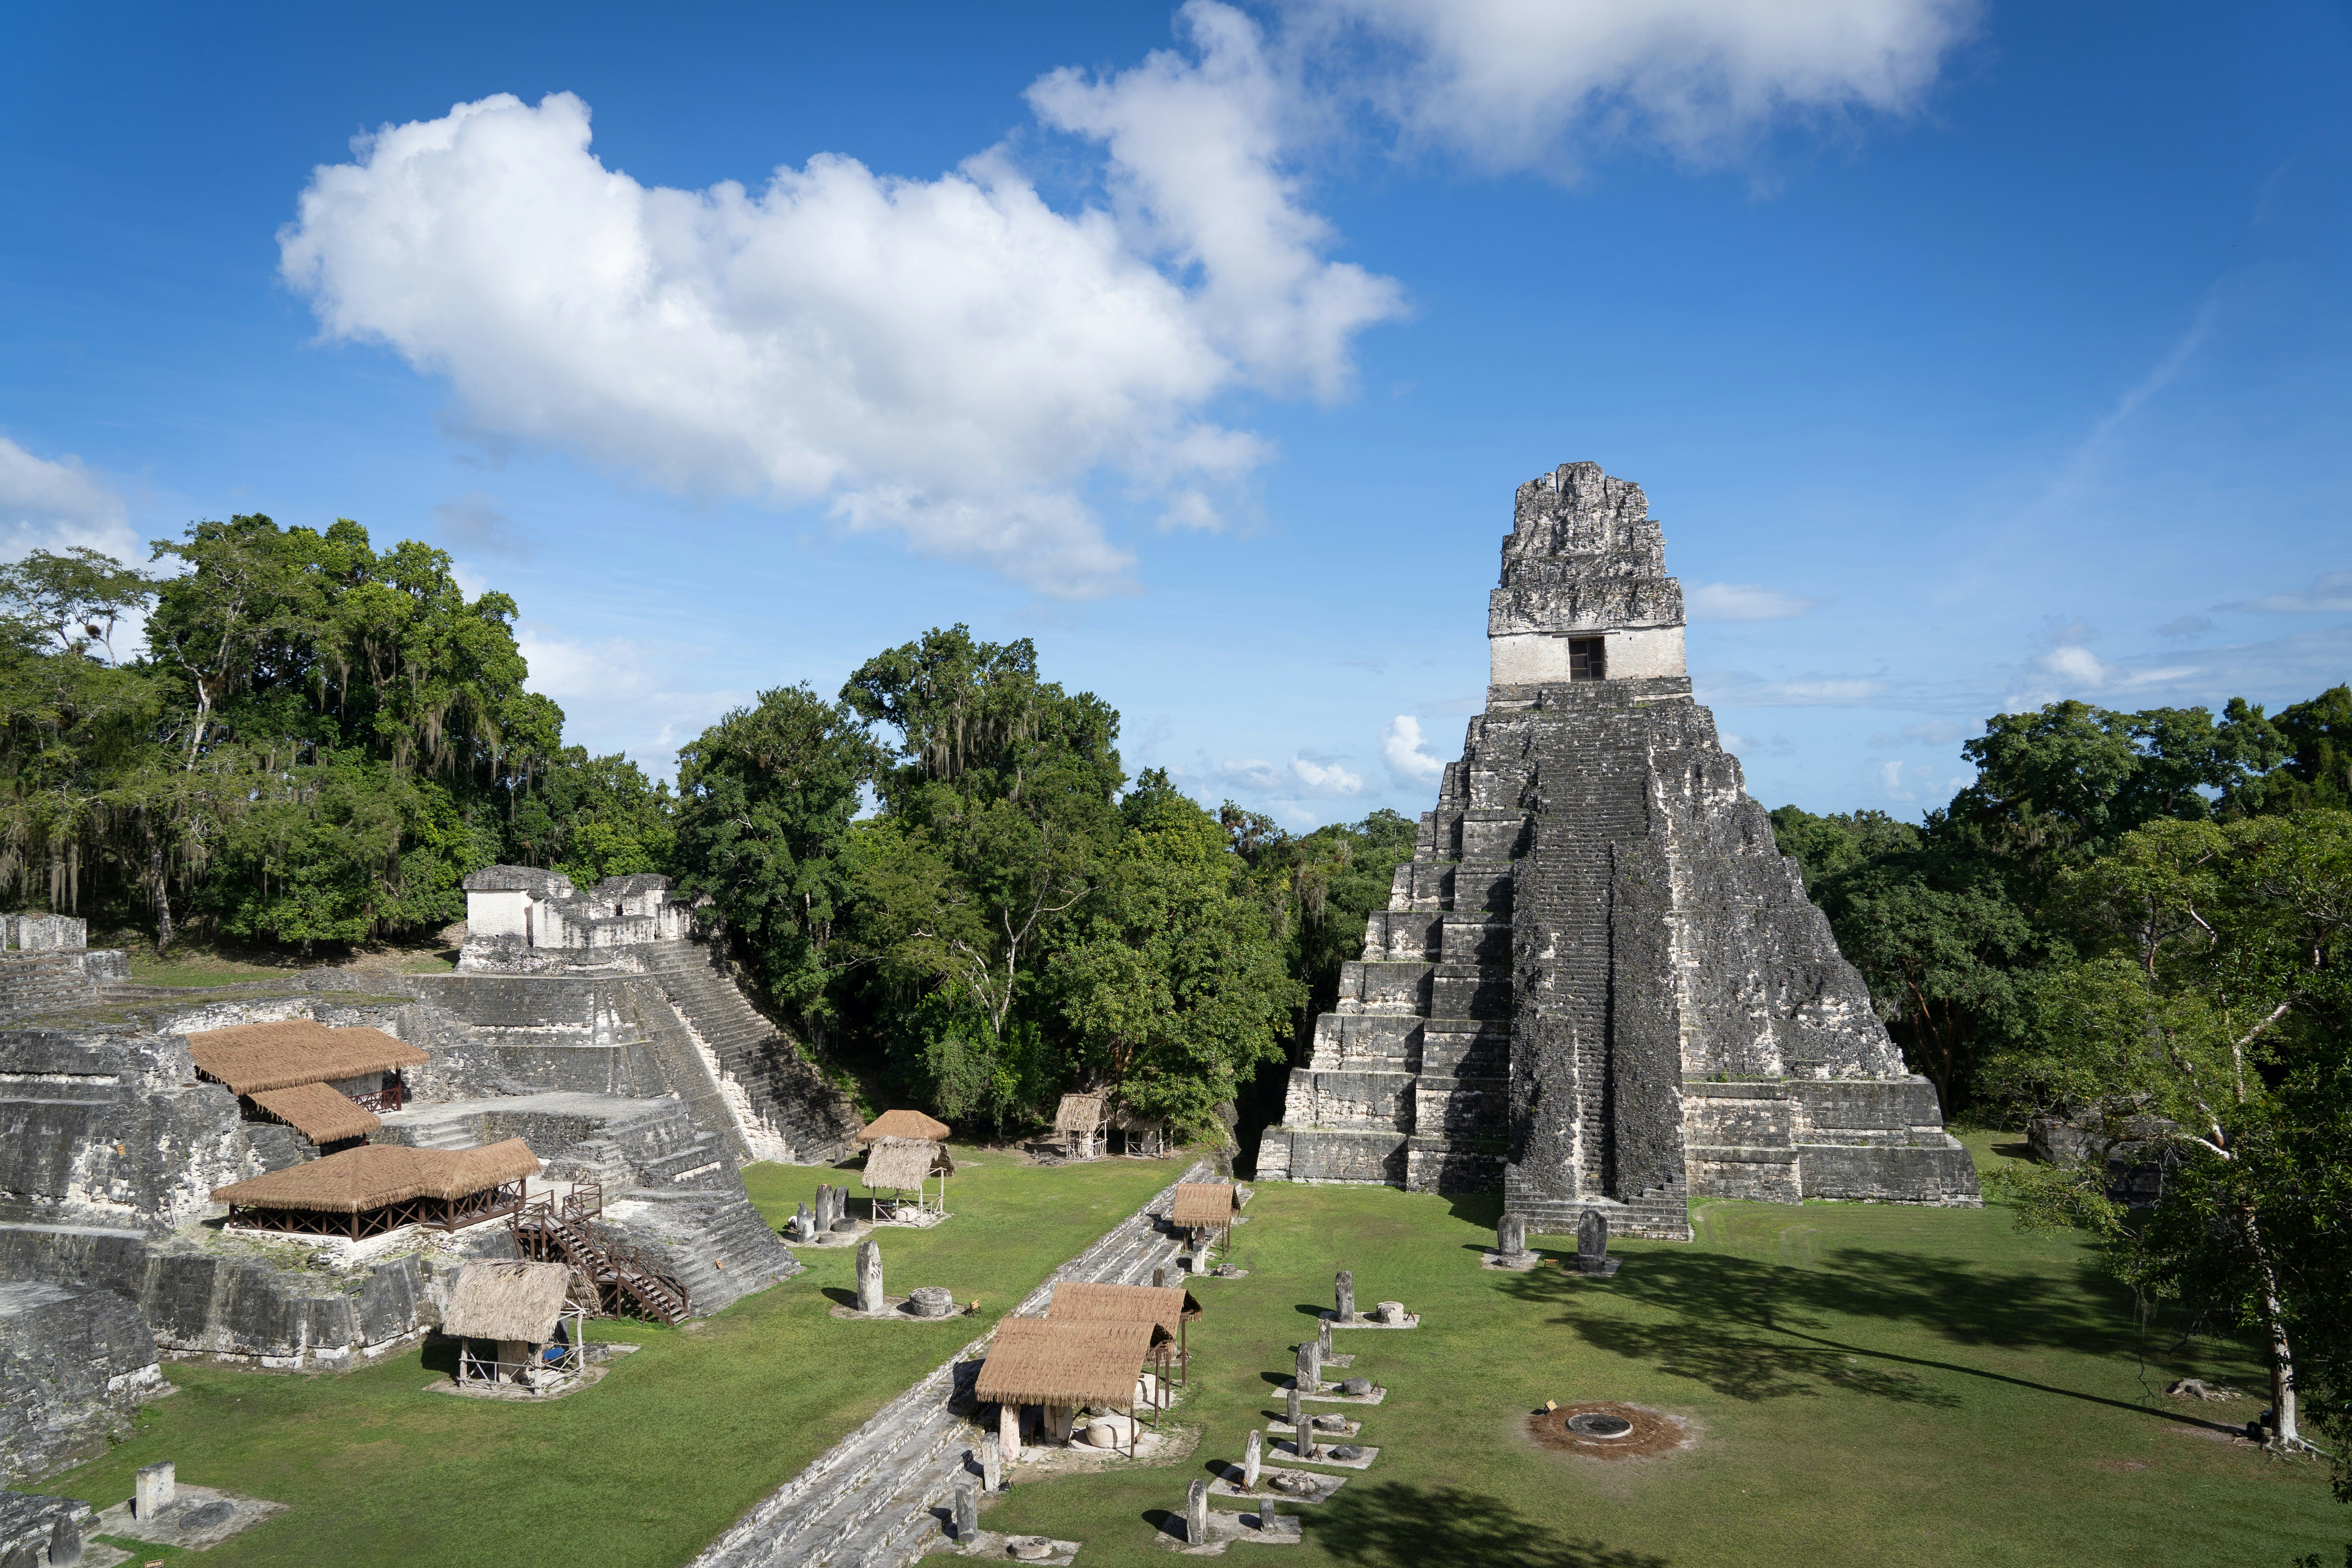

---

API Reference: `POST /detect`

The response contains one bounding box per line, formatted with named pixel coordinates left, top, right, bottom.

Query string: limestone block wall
left=0, top=1279, right=163, bottom=1484
left=0, top=1029, right=275, bottom=1234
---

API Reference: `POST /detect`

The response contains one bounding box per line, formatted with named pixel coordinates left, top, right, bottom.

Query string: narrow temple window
left=1567, top=637, right=1605, bottom=681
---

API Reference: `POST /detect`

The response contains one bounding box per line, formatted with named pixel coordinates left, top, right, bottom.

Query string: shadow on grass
left=1500, top=1245, right=2234, bottom=1424
left=420, top=1337, right=459, bottom=1378
left=1317, top=1482, right=1668, bottom=1568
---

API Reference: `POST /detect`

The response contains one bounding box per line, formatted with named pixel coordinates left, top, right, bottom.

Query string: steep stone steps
left=639, top=943, right=859, bottom=1166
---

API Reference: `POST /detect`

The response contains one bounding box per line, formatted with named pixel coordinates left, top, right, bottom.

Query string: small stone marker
left=982, top=1433, right=1002, bottom=1492
left=50, top=1510, right=82, bottom=1567
left=855, top=1238, right=884, bottom=1313
left=134, top=1460, right=175, bottom=1520
left=1575, top=1207, right=1621, bottom=1276
left=1334, top=1268, right=1355, bottom=1322
left=1316, top=1317, right=1332, bottom=1357
left=1375, top=1300, right=1406, bottom=1325
left=1243, top=1428, right=1262, bottom=1490
left=1332, top=1443, right=1367, bottom=1461
left=1339, top=1376, right=1373, bottom=1396
left=953, top=1480, right=979, bottom=1541
left=1294, top=1340, right=1322, bottom=1391
left=909, top=1285, right=956, bottom=1317
left=1286, top=1384, right=1304, bottom=1435
left=1186, top=1478, right=1210, bottom=1544
left=1497, top=1211, right=1528, bottom=1259
left=815, top=1184, right=833, bottom=1231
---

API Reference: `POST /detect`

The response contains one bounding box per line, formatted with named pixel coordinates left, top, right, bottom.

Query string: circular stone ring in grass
left=1565, top=1412, right=1633, bottom=1440
left=1525, top=1401, right=1692, bottom=1460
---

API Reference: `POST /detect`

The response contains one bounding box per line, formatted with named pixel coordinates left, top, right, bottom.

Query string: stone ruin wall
left=1260, top=461, right=1979, bottom=1234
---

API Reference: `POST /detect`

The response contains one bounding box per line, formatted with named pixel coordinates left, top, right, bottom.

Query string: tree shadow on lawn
left=1314, top=1482, right=1669, bottom=1568
left=1502, top=1246, right=2229, bottom=1424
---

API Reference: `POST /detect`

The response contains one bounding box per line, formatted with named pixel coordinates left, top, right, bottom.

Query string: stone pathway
left=690, top=1160, right=1211, bottom=1568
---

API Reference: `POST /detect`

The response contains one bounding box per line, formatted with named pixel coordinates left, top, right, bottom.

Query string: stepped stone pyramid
left=1258, top=461, right=1979, bottom=1238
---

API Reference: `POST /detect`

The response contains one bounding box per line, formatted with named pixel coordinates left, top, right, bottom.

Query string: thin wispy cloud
left=2221, top=569, right=2352, bottom=614
left=1686, top=581, right=1828, bottom=621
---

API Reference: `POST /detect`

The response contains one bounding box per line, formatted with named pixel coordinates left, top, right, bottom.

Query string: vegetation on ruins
left=0, top=521, right=665, bottom=951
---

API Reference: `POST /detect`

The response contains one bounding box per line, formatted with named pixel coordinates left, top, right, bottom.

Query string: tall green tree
left=1046, top=775, right=1301, bottom=1135
left=1985, top=812, right=2352, bottom=1451
left=672, top=685, right=875, bottom=1035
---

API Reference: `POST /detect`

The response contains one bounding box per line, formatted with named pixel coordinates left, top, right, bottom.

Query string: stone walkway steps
left=691, top=1161, right=1208, bottom=1568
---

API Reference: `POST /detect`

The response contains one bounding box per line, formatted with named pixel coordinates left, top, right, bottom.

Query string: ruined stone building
left=1258, top=462, right=1979, bottom=1236
left=0, top=878, right=862, bottom=1485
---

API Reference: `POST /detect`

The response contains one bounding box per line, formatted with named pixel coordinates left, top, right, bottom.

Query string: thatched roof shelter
left=1171, top=1182, right=1242, bottom=1229
left=248, top=1082, right=381, bottom=1145
left=1052, top=1092, right=1106, bottom=1136
left=1107, top=1103, right=1164, bottom=1131
left=212, top=1138, right=538, bottom=1213
left=185, top=1019, right=427, bottom=1095
left=861, top=1137, right=952, bottom=1191
left=974, top=1318, right=1168, bottom=1409
left=443, top=1261, right=573, bottom=1342
left=856, top=1108, right=951, bottom=1145
left=1046, top=1281, right=1201, bottom=1333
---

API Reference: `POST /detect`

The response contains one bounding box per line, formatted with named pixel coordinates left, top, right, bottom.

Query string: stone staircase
left=692, top=1163, right=1206, bottom=1568
left=597, top=1184, right=800, bottom=1316
left=0, top=951, right=116, bottom=1018
left=641, top=943, right=861, bottom=1167
left=1261, top=757, right=1515, bottom=1194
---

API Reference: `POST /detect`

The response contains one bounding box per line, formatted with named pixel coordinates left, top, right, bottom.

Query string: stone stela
left=1258, top=461, right=1981, bottom=1239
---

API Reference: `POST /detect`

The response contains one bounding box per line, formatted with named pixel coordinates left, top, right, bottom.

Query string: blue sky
left=3, top=1, right=2346, bottom=828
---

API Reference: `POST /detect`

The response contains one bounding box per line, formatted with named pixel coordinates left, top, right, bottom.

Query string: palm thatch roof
left=211, top=1138, right=538, bottom=1213
left=1106, top=1102, right=1164, bottom=1131
left=441, top=1261, right=573, bottom=1342
left=856, top=1108, right=951, bottom=1144
left=1052, top=1092, right=1107, bottom=1135
left=248, top=1082, right=381, bottom=1145
left=1171, top=1182, right=1242, bottom=1228
left=861, top=1136, right=952, bottom=1190
left=1046, top=1280, right=1201, bottom=1333
left=184, top=1020, right=427, bottom=1095
left=974, top=1318, right=1169, bottom=1407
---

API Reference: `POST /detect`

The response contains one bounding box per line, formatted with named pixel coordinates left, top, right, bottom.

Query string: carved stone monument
left=953, top=1480, right=978, bottom=1542
left=1575, top=1206, right=1621, bottom=1277
left=1243, top=1429, right=1262, bottom=1490
left=1260, top=461, right=1980, bottom=1237
left=1334, top=1269, right=1355, bottom=1323
left=1186, top=1479, right=1210, bottom=1544
left=982, top=1433, right=1002, bottom=1492
left=1497, top=1212, right=1529, bottom=1261
left=1286, top=1384, right=1304, bottom=1438
left=134, top=1461, right=175, bottom=1520
left=855, top=1238, right=884, bottom=1313
left=1316, top=1317, right=1333, bottom=1358
left=1294, top=1340, right=1321, bottom=1392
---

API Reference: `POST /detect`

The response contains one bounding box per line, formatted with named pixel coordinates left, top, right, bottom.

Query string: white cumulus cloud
left=0, top=435, right=139, bottom=563
left=1291, top=754, right=1365, bottom=795
left=1294, top=0, right=1977, bottom=171
left=278, top=9, right=1404, bottom=598
left=1685, top=581, right=1827, bottom=621
left=1382, top=713, right=1447, bottom=782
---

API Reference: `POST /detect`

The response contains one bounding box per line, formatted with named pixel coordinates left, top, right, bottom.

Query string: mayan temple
left=1257, top=461, right=1979, bottom=1237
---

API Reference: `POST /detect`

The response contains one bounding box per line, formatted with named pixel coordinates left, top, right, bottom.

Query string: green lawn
left=977, top=1135, right=2344, bottom=1568
left=34, top=1146, right=1182, bottom=1568
left=36, top=1139, right=2344, bottom=1568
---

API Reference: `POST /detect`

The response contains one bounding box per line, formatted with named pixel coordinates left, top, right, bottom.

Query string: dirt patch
left=1523, top=1402, right=1693, bottom=1460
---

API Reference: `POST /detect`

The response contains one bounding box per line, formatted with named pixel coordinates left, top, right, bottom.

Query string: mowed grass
left=34, top=1147, right=1182, bottom=1568
left=979, top=1136, right=2343, bottom=1568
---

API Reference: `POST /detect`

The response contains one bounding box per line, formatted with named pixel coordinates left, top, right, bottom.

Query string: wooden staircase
left=512, top=1183, right=691, bottom=1325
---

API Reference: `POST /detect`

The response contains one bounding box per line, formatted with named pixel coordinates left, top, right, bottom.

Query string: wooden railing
left=512, top=1184, right=689, bottom=1325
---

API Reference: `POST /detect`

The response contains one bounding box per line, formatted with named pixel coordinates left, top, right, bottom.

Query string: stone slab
left=1321, top=1312, right=1419, bottom=1329
left=925, top=1529, right=1080, bottom=1563
left=1154, top=1511, right=1300, bottom=1553
left=1209, top=1464, right=1347, bottom=1505
left=1271, top=1440, right=1378, bottom=1469
left=1480, top=1249, right=1542, bottom=1272
left=1264, top=1418, right=1359, bottom=1440
left=1287, top=1382, right=1386, bottom=1404
left=829, top=1294, right=979, bottom=1322
left=94, top=1483, right=284, bottom=1550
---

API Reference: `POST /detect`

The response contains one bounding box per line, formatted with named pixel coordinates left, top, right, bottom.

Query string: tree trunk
left=2244, top=1209, right=2302, bottom=1446
left=149, top=839, right=174, bottom=957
